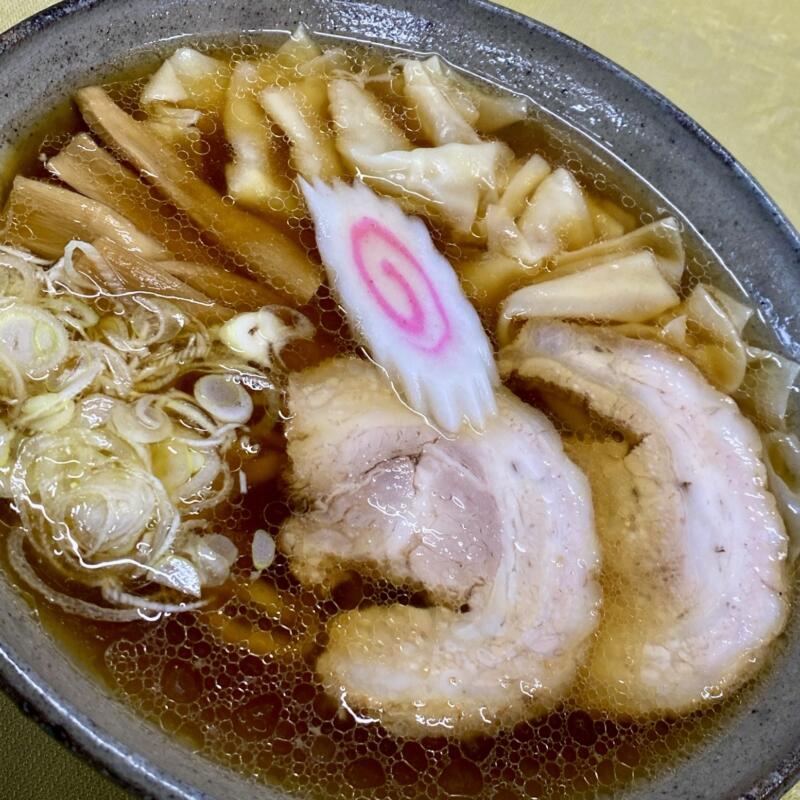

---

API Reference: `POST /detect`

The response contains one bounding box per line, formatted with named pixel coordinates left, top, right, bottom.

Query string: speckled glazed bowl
left=0, top=1, right=798, bottom=798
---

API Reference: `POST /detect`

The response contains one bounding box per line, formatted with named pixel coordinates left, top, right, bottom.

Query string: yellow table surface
left=0, top=2, right=798, bottom=799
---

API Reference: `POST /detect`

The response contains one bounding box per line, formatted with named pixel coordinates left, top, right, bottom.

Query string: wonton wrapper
left=498, top=154, right=551, bottom=218
left=146, top=106, right=202, bottom=140
left=330, top=78, right=412, bottom=157
left=613, top=284, right=759, bottom=396
left=585, top=196, right=626, bottom=240
left=519, top=167, right=595, bottom=253
left=763, top=431, right=800, bottom=563
left=498, top=251, right=679, bottom=342
left=552, top=217, right=685, bottom=287
left=277, top=22, right=322, bottom=64
left=330, top=78, right=511, bottom=234
left=485, top=204, right=556, bottom=265
left=736, top=347, right=800, bottom=430
left=458, top=251, right=544, bottom=315
left=668, top=286, right=747, bottom=392
left=223, top=61, right=299, bottom=213
left=223, top=27, right=344, bottom=208
left=412, top=55, right=529, bottom=134
left=402, top=57, right=481, bottom=145
left=261, top=78, right=343, bottom=181
left=141, top=48, right=231, bottom=112
left=464, top=213, right=687, bottom=322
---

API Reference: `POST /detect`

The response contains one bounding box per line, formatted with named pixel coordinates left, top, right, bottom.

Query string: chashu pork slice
left=499, top=320, right=789, bottom=715
left=280, top=357, right=600, bottom=735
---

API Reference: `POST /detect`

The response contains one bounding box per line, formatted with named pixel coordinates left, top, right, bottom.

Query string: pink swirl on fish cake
left=351, top=216, right=452, bottom=355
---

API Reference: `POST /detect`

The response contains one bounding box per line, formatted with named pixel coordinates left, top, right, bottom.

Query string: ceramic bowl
left=0, top=1, right=798, bottom=798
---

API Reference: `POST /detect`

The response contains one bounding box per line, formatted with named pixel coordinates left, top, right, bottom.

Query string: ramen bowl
left=0, top=1, right=798, bottom=798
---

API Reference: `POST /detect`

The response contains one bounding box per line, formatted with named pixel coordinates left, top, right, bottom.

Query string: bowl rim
left=0, top=1, right=798, bottom=799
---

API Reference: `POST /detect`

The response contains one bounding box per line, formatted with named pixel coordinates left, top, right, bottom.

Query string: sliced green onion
left=0, top=304, right=69, bottom=378
left=251, top=528, right=276, bottom=570
left=111, top=396, right=174, bottom=444
left=151, top=554, right=202, bottom=597
left=182, top=533, right=238, bottom=587
left=16, top=393, right=75, bottom=432
left=219, top=307, right=313, bottom=368
left=193, top=373, right=254, bottom=424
